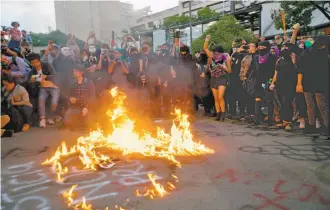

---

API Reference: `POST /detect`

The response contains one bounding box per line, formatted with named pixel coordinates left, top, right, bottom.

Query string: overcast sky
left=1, top=0, right=178, bottom=33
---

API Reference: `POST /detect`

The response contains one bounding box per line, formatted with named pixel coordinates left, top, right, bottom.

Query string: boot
left=254, top=101, right=261, bottom=125
left=211, top=111, right=217, bottom=117
left=304, top=123, right=318, bottom=134
left=215, top=112, right=221, bottom=121
left=220, top=112, right=226, bottom=122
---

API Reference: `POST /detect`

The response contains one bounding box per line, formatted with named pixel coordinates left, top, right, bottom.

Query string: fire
left=44, top=87, right=214, bottom=207
left=62, top=184, right=77, bottom=207
left=136, top=173, right=177, bottom=199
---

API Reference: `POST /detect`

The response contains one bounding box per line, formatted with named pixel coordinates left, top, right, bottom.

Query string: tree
left=30, top=30, right=85, bottom=49
left=121, top=29, right=128, bottom=34
left=192, top=15, right=253, bottom=54
left=271, top=1, right=330, bottom=33
left=197, top=7, right=219, bottom=20
left=164, top=15, right=196, bottom=27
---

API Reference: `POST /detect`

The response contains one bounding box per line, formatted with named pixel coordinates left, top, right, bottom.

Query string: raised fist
left=205, top=35, right=211, bottom=42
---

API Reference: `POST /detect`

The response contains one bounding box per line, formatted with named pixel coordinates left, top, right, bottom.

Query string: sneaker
left=47, top=119, right=55, bottom=125
left=285, top=123, right=292, bottom=132
left=316, top=118, right=321, bottom=129
left=40, top=119, right=46, bottom=128
left=22, top=124, right=30, bottom=132
left=299, top=119, right=305, bottom=129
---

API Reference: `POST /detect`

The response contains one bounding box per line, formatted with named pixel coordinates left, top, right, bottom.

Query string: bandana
left=258, top=53, right=270, bottom=64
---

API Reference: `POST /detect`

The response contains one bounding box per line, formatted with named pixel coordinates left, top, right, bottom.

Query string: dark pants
left=8, top=105, right=32, bottom=132
left=295, top=93, right=307, bottom=118
left=277, top=88, right=295, bottom=122
left=148, top=84, right=161, bottom=117
left=254, top=88, right=273, bottom=118
left=304, top=92, right=329, bottom=127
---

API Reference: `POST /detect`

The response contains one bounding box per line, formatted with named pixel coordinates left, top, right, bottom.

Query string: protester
left=298, top=35, right=329, bottom=135
left=2, top=75, right=33, bottom=132
left=204, top=34, right=232, bottom=121
left=8, top=22, right=21, bottom=50
left=63, top=65, right=95, bottom=129
left=42, top=40, right=60, bottom=72
left=21, top=30, right=33, bottom=47
left=1, top=53, right=30, bottom=86
left=108, top=48, right=130, bottom=91
left=27, top=53, right=60, bottom=128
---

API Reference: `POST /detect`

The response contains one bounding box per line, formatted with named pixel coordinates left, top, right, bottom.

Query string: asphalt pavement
left=1, top=113, right=330, bottom=210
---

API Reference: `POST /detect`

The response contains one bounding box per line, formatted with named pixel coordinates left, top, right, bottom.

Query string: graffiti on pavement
left=238, top=141, right=330, bottom=161
left=213, top=168, right=330, bottom=210
left=1, top=160, right=163, bottom=210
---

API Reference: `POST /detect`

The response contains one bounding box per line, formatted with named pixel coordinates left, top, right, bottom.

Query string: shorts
left=211, top=76, right=228, bottom=89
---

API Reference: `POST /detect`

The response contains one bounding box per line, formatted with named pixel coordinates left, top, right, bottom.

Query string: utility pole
left=189, top=1, right=193, bottom=53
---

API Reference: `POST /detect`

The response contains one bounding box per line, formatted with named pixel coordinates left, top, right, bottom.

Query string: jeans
left=8, top=40, right=21, bottom=51
left=9, top=105, right=33, bottom=132
left=39, top=88, right=60, bottom=118
left=304, top=92, right=329, bottom=127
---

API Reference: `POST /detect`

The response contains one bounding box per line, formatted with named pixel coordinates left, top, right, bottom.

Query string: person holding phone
left=27, top=53, right=59, bottom=128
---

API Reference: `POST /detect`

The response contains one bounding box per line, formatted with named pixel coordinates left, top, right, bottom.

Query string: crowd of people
left=1, top=21, right=329, bottom=138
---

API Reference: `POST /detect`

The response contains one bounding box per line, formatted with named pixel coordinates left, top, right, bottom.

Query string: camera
left=1, top=61, right=11, bottom=70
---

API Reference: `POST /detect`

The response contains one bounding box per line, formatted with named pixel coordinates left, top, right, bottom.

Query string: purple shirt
left=8, top=56, right=28, bottom=83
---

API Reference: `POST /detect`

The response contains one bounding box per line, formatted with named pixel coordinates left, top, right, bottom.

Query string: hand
left=82, top=107, right=88, bottom=117
left=70, top=97, right=77, bottom=104
left=237, top=45, right=245, bottom=53
left=292, top=23, right=300, bottom=31
left=200, top=72, right=205, bottom=78
left=205, top=35, right=211, bottom=42
left=164, top=81, right=168, bottom=87
left=269, top=84, right=275, bottom=91
left=296, top=84, right=303, bottom=93
left=290, top=53, right=296, bottom=64
left=158, top=77, right=161, bottom=86
left=10, top=96, right=16, bottom=105
left=41, top=75, right=47, bottom=81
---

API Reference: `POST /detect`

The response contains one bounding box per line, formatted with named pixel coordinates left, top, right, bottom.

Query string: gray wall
left=54, top=1, right=133, bottom=44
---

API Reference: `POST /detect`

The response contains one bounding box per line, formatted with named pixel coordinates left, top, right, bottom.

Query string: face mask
left=213, top=53, right=223, bottom=61
left=89, top=45, right=96, bottom=53
left=305, top=41, right=312, bottom=49
left=60, top=47, right=70, bottom=57
left=259, top=48, right=268, bottom=56
left=280, top=49, right=290, bottom=58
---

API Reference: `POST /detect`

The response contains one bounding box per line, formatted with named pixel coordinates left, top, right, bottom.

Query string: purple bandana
left=258, top=53, right=270, bottom=64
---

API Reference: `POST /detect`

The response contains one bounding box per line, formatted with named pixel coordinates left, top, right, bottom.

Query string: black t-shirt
left=128, top=53, right=140, bottom=75
left=257, top=54, right=277, bottom=84
left=300, top=48, right=329, bottom=93
left=275, top=57, right=298, bottom=90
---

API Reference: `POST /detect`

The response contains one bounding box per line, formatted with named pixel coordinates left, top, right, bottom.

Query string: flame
left=44, top=87, right=214, bottom=206
left=73, top=196, right=93, bottom=210
left=62, top=184, right=78, bottom=207
left=136, top=173, right=176, bottom=199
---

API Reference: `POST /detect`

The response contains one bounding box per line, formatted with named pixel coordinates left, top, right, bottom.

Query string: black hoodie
left=300, top=35, right=329, bottom=94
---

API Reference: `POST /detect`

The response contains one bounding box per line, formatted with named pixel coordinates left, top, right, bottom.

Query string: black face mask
left=280, top=49, right=290, bottom=58
left=259, top=48, right=268, bottom=56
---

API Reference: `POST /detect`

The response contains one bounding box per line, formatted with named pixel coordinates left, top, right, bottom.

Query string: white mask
left=60, top=47, right=70, bottom=57
left=89, top=45, right=96, bottom=53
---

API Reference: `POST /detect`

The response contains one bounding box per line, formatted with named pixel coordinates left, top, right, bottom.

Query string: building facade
left=54, top=1, right=134, bottom=45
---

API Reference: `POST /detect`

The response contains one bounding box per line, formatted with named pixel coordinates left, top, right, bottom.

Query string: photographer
left=27, top=53, right=59, bottom=128
left=1, top=53, right=30, bottom=86
left=21, top=30, right=33, bottom=47
left=1, top=75, right=33, bottom=132
left=42, top=40, right=60, bottom=72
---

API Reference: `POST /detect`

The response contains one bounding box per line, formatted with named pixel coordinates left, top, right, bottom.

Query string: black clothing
left=275, top=57, right=298, bottom=92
